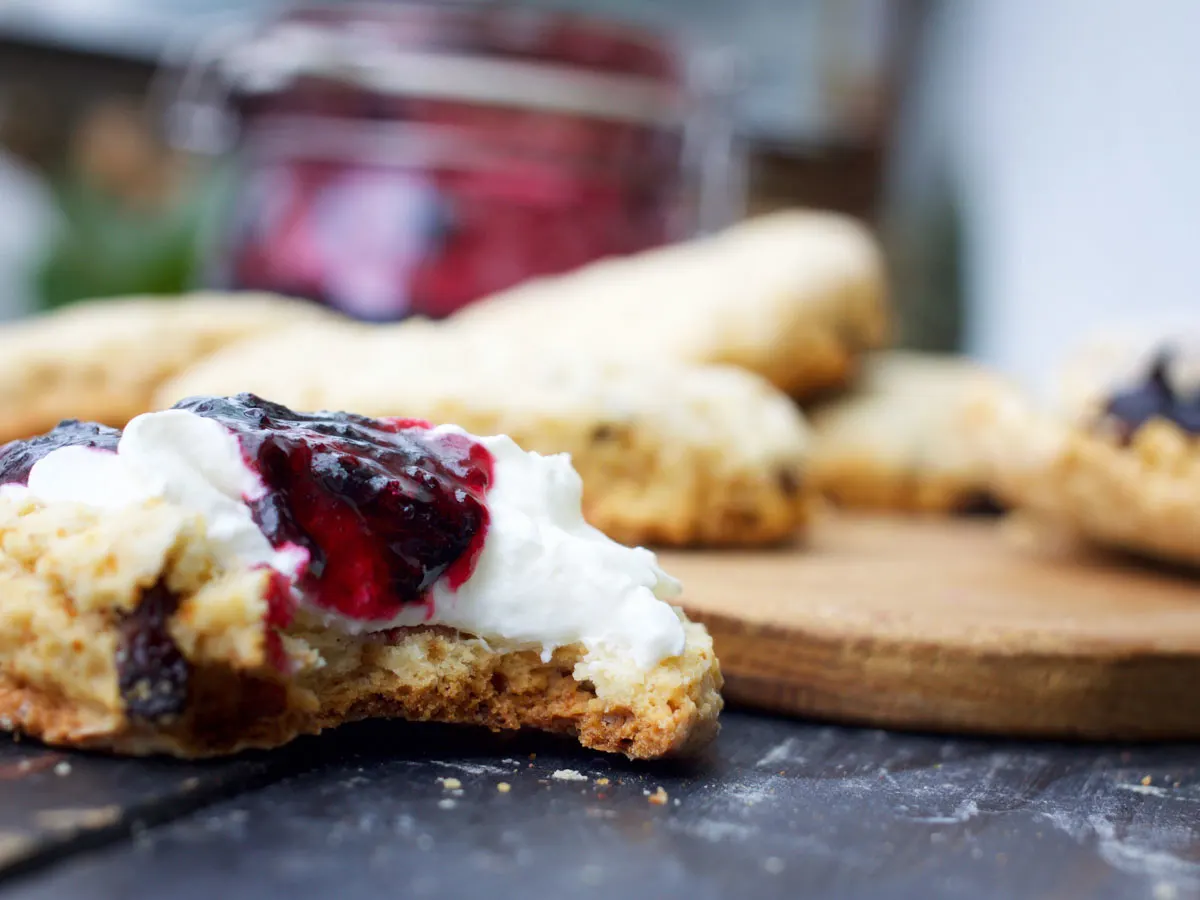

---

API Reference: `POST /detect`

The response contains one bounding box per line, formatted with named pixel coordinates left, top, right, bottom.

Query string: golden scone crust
left=158, top=323, right=812, bottom=547
left=806, top=352, right=1005, bottom=513
left=0, top=498, right=722, bottom=758
left=0, top=292, right=339, bottom=444
left=448, top=210, right=888, bottom=399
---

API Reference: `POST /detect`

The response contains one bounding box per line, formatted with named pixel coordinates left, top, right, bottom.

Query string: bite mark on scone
left=0, top=394, right=723, bottom=757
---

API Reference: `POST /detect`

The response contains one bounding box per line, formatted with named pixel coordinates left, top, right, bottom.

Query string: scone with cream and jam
left=968, top=343, right=1200, bottom=567
left=0, top=394, right=721, bottom=758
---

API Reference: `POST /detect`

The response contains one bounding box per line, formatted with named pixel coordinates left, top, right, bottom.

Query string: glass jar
left=166, top=2, right=741, bottom=321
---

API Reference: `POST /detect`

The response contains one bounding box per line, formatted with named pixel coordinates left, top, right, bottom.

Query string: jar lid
left=209, top=4, right=689, bottom=126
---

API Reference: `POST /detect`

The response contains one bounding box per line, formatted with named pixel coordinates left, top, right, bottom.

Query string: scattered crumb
left=642, top=789, right=651, bottom=796
left=552, top=769, right=588, bottom=782
left=53, top=762, right=72, bottom=777
left=595, top=778, right=610, bottom=786
left=673, top=798, right=681, bottom=807
left=437, top=799, right=457, bottom=810
left=440, top=777, right=462, bottom=790
left=648, top=787, right=669, bottom=806
left=1142, top=775, right=1153, bottom=786
left=497, top=782, right=511, bottom=793
left=35, top=806, right=120, bottom=830
left=0, top=832, right=35, bottom=865
left=764, top=857, right=785, bottom=875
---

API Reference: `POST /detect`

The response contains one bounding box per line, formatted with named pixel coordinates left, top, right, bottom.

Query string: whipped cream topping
left=389, top=430, right=684, bottom=670
left=3, top=410, right=685, bottom=672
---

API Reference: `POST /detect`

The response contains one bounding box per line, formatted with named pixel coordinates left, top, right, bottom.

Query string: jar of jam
left=166, top=3, right=741, bottom=321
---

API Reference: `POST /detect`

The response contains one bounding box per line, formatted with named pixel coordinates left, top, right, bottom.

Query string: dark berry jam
left=0, top=420, right=120, bottom=485
left=174, top=394, right=494, bottom=624
left=1103, top=350, right=1200, bottom=440
left=214, top=5, right=699, bottom=321
left=0, top=395, right=494, bottom=628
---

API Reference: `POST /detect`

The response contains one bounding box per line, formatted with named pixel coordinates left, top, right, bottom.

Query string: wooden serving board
left=664, top=515, right=1200, bottom=740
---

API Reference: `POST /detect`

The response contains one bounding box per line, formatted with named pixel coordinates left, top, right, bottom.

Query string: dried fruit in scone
left=806, top=352, right=1007, bottom=513
left=156, top=323, right=812, bottom=547
left=446, top=210, right=888, bottom=399
left=0, top=292, right=340, bottom=444
left=967, top=345, right=1200, bottom=567
left=0, top=395, right=722, bottom=758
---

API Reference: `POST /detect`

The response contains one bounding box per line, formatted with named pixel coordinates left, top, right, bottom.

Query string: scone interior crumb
left=0, top=497, right=722, bottom=759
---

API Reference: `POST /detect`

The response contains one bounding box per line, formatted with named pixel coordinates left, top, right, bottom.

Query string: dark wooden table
left=2, top=711, right=1199, bottom=899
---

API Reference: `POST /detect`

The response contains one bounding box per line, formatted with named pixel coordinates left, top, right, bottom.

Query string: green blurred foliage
left=35, top=174, right=205, bottom=310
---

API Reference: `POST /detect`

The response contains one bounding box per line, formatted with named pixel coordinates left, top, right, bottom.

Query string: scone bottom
left=0, top=394, right=722, bottom=759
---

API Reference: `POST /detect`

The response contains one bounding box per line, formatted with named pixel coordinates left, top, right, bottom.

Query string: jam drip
left=0, top=420, right=121, bottom=485
left=174, top=394, right=493, bottom=623
left=1104, top=350, right=1200, bottom=441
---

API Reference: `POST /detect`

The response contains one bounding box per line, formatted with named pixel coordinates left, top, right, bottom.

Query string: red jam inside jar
left=191, top=4, right=727, bottom=321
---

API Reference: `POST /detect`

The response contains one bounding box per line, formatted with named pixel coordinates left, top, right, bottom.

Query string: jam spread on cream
left=1103, top=350, right=1200, bottom=440
left=0, top=420, right=120, bottom=485
left=0, top=394, right=495, bottom=626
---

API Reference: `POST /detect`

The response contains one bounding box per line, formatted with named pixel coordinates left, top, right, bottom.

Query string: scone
left=0, top=395, right=721, bottom=758
left=447, top=210, right=888, bottom=399
left=806, top=352, right=1005, bottom=513
left=0, top=292, right=339, bottom=444
left=156, top=323, right=812, bottom=547
left=968, top=345, right=1200, bottom=567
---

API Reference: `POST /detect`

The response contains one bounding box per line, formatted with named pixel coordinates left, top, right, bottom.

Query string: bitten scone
left=968, top=345, right=1200, bottom=567
left=0, top=396, right=722, bottom=758
left=156, top=323, right=812, bottom=547
left=806, top=352, right=1006, bottom=513
left=447, top=210, right=888, bottom=399
left=0, top=292, right=339, bottom=444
